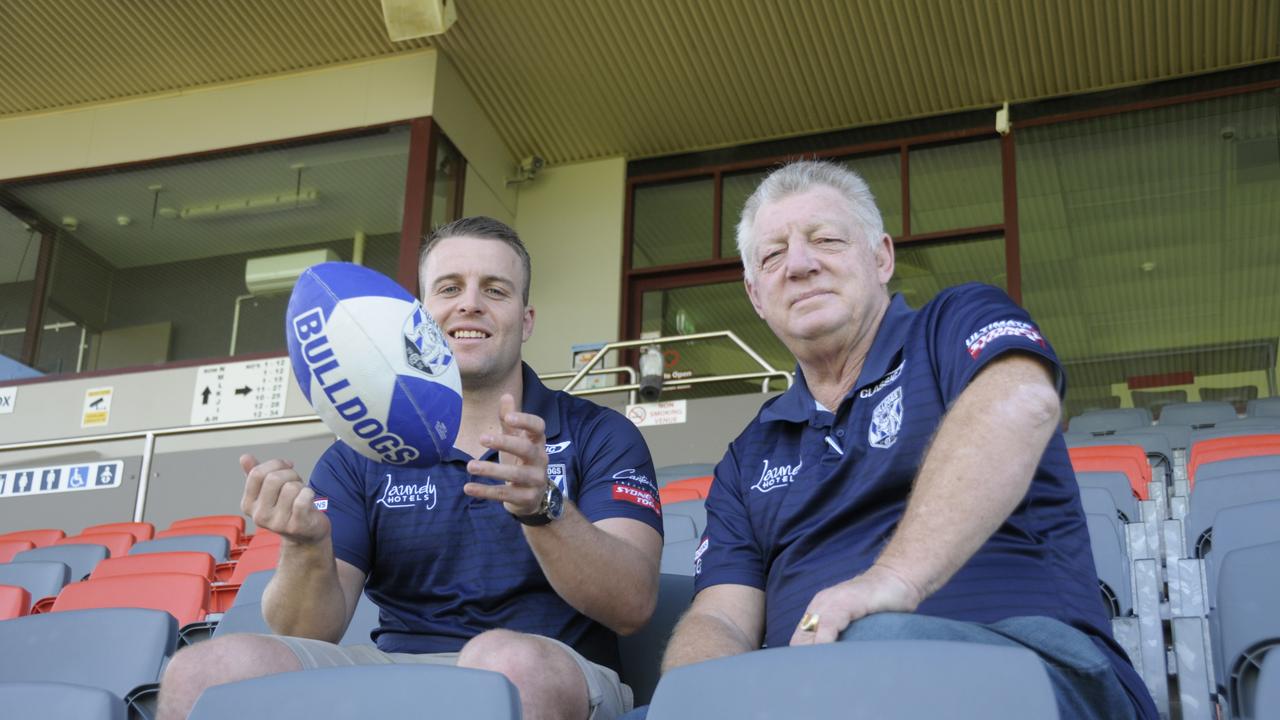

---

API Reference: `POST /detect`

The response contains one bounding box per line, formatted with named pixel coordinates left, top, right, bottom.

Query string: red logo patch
left=612, top=483, right=660, bottom=514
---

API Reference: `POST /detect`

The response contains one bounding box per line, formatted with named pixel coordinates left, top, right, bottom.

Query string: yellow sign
left=81, top=386, right=113, bottom=428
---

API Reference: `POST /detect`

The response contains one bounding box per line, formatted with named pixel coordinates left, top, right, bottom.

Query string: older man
left=660, top=161, right=1156, bottom=719
left=159, top=217, right=663, bottom=720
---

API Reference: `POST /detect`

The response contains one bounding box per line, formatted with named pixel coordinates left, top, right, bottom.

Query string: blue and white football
left=286, top=262, right=462, bottom=467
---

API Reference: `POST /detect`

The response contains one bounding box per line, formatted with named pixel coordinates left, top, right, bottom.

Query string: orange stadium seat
left=81, top=521, right=155, bottom=543
left=170, top=515, right=246, bottom=542
left=1068, top=445, right=1152, bottom=500
left=155, top=525, right=240, bottom=549
left=211, top=544, right=282, bottom=612
left=659, top=486, right=703, bottom=505
left=55, top=532, right=135, bottom=559
left=51, top=572, right=210, bottom=627
left=246, top=529, right=282, bottom=549
left=0, top=584, right=30, bottom=620
left=665, top=475, right=713, bottom=498
left=0, top=539, right=35, bottom=563
left=90, top=552, right=217, bottom=583
left=0, top=529, right=66, bottom=548
left=1187, top=434, right=1280, bottom=489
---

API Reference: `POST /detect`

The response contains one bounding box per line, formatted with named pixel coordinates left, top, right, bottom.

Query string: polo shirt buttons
left=835, top=429, right=845, bottom=437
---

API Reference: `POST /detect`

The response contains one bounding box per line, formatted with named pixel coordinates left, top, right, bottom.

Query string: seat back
left=659, top=538, right=702, bottom=577
left=1247, top=397, right=1280, bottom=418
left=0, top=538, right=36, bottom=563
left=155, top=525, right=239, bottom=549
left=618, top=573, right=694, bottom=705
left=230, top=569, right=276, bottom=608
left=169, top=514, right=245, bottom=538
left=1086, top=513, right=1131, bottom=617
left=0, top=607, right=177, bottom=700
left=212, top=600, right=272, bottom=637
left=0, top=529, right=66, bottom=548
left=90, top=551, right=217, bottom=583
left=0, top=583, right=31, bottom=619
left=655, top=464, right=716, bottom=486
left=227, top=544, right=280, bottom=584
left=55, top=532, right=134, bottom=558
left=1185, top=471, right=1280, bottom=558
left=246, top=529, right=281, bottom=550
left=12, top=543, right=109, bottom=581
left=0, top=681, right=127, bottom=720
left=663, top=499, right=707, bottom=537
left=1188, top=434, right=1280, bottom=487
left=1206, top=500, right=1280, bottom=602
left=658, top=486, right=701, bottom=505
left=0, top=561, right=70, bottom=611
left=1257, top=654, right=1280, bottom=716
left=662, top=514, right=697, bottom=544
left=188, top=664, right=520, bottom=720
left=339, top=593, right=382, bottom=646
left=1080, top=487, right=1125, bottom=523
left=1069, top=445, right=1151, bottom=500
left=1216, top=540, right=1280, bottom=720
left=52, top=572, right=210, bottom=627
left=82, top=521, right=155, bottom=542
left=663, top=475, right=712, bottom=498
left=647, top=640, right=1059, bottom=719
left=1158, top=401, right=1238, bottom=428
left=130, top=535, right=229, bottom=563
left=1068, top=408, right=1152, bottom=435
left=1075, top=471, right=1140, bottom=522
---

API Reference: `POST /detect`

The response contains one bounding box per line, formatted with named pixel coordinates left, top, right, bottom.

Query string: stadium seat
left=1081, top=487, right=1127, bottom=523
left=130, top=535, right=229, bottom=563
left=245, top=528, right=281, bottom=549
left=647, top=640, right=1058, bottom=719
left=1086, top=513, right=1132, bottom=617
left=340, top=593, right=381, bottom=645
left=0, top=561, right=70, bottom=613
left=1257, top=654, right=1280, bottom=718
left=170, top=514, right=246, bottom=536
left=658, top=486, right=702, bottom=505
left=12, top=543, right=108, bottom=581
left=81, top=521, right=154, bottom=543
left=663, top=499, right=707, bottom=536
left=1075, top=471, right=1140, bottom=522
left=89, top=551, right=217, bottom=583
left=1205, top=501, right=1280, bottom=603
left=659, top=538, right=700, bottom=577
left=0, top=584, right=31, bottom=619
left=1214, top=540, right=1280, bottom=720
left=1069, top=445, right=1152, bottom=500
left=0, top=539, right=35, bottom=563
left=664, top=475, right=712, bottom=498
left=1158, top=401, right=1238, bottom=428
left=55, top=532, right=134, bottom=558
left=1132, top=388, right=1188, bottom=419
left=656, top=464, right=716, bottom=486
left=210, top=544, right=281, bottom=612
left=618, top=573, right=694, bottom=705
left=0, top=608, right=177, bottom=712
left=155, top=524, right=240, bottom=549
left=188, top=664, right=521, bottom=720
left=662, top=514, right=697, bottom=544
left=0, top=528, right=66, bottom=548
left=1247, top=397, right=1280, bottom=418
left=1184, top=471, right=1280, bottom=558
left=1067, top=408, right=1152, bottom=435
left=0, top=681, right=127, bottom=720
left=228, top=569, right=275, bottom=608
left=1187, top=434, right=1280, bottom=487
left=51, top=572, right=210, bottom=627
left=1192, top=417, right=1280, bottom=440
left=210, top=600, right=271, bottom=637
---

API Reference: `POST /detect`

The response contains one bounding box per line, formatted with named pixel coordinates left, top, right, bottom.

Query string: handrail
left=560, top=330, right=792, bottom=397
left=538, top=366, right=639, bottom=404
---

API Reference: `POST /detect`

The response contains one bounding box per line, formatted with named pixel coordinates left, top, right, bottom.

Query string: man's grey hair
left=735, top=160, right=885, bottom=283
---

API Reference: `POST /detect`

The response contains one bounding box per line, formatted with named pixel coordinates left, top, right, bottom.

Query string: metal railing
left=0, top=321, right=88, bottom=372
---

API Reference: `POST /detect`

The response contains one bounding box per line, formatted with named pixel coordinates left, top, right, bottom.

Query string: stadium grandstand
left=2, top=1, right=1279, bottom=718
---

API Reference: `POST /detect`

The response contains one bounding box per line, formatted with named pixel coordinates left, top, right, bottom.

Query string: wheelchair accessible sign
left=0, top=461, right=124, bottom=500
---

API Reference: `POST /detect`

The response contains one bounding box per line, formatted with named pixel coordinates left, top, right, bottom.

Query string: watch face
left=546, top=483, right=565, bottom=520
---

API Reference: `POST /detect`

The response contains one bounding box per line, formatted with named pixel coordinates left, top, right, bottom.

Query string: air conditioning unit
left=245, top=249, right=339, bottom=296
left=380, top=0, right=456, bottom=41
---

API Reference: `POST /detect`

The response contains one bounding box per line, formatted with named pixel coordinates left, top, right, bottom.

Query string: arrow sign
left=234, top=386, right=253, bottom=396
left=201, top=387, right=212, bottom=405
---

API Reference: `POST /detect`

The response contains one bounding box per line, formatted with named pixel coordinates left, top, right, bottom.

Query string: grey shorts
left=272, top=634, right=633, bottom=720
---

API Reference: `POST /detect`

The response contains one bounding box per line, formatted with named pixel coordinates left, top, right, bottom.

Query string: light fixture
left=179, top=189, right=319, bottom=221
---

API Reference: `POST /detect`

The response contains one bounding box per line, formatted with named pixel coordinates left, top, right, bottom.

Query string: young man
left=159, top=217, right=664, bottom=720
left=659, top=161, right=1157, bottom=719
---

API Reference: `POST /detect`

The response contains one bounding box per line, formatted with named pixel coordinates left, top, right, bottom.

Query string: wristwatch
left=515, top=479, right=564, bottom=526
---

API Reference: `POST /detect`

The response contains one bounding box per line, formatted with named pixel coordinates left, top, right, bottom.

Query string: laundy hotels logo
left=751, top=458, right=802, bottom=494
left=376, top=473, right=438, bottom=510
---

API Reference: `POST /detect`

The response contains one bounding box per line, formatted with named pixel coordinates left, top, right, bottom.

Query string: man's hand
left=240, top=454, right=329, bottom=546
left=789, top=564, right=925, bottom=646
left=464, top=394, right=550, bottom=517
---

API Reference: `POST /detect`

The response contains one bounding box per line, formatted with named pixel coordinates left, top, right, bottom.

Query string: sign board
left=570, top=342, right=612, bottom=390
left=0, top=460, right=124, bottom=499
left=190, top=357, right=290, bottom=425
left=0, top=386, right=14, bottom=414
left=81, top=386, right=113, bottom=428
left=624, top=400, right=688, bottom=428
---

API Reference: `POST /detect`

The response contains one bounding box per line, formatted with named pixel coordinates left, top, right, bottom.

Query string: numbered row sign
left=0, top=461, right=124, bottom=500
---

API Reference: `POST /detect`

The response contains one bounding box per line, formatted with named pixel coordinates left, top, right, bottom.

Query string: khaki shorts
left=272, top=634, right=633, bottom=720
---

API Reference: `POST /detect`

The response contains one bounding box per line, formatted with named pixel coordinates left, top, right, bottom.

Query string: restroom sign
left=0, top=460, right=124, bottom=500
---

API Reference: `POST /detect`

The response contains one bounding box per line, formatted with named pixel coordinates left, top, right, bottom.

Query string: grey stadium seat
left=11, top=544, right=108, bottom=582
left=1184, top=471, right=1280, bottom=558
left=340, top=593, right=381, bottom=645
left=0, top=561, right=70, bottom=611
left=1257, top=653, right=1280, bottom=717
left=1081, top=487, right=1126, bottom=524
left=1158, top=401, right=1238, bottom=428
left=1086, top=513, right=1132, bottom=617
left=188, top=664, right=521, bottom=720
left=129, top=535, right=229, bottom=563
left=215, top=592, right=380, bottom=646
left=663, top=499, right=707, bottom=537
left=618, top=573, right=694, bottom=706
left=0, top=608, right=177, bottom=711
left=0, top=681, right=126, bottom=720
left=1194, top=455, right=1280, bottom=487
left=1190, top=418, right=1280, bottom=442
left=1215, top=540, right=1280, bottom=720
left=1076, top=471, right=1139, bottom=524
left=662, top=514, right=697, bottom=544
left=1068, top=408, right=1152, bottom=435
left=659, top=538, right=700, bottom=577
left=647, top=640, right=1059, bottom=719
left=1247, top=397, right=1280, bottom=418
left=655, top=464, right=716, bottom=486
left=231, top=569, right=275, bottom=608
left=1206, top=500, right=1280, bottom=603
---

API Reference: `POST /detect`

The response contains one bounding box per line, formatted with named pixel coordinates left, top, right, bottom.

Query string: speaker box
left=380, top=0, right=456, bottom=41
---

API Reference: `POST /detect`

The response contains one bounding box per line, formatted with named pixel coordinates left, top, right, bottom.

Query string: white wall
left=0, top=51, right=438, bottom=181
left=516, top=157, right=627, bottom=373
left=431, top=54, right=517, bottom=222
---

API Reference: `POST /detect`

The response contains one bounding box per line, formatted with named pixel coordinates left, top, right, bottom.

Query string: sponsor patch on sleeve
left=693, top=536, right=709, bottom=575
left=964, top=319, right=1046, bottom=359
left=313, top=496, right=329, bottom=512
left=612, top=483, right=660, bottom=514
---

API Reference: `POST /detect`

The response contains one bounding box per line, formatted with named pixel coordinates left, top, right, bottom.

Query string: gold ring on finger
left=799, top=612, right=820, bottom=633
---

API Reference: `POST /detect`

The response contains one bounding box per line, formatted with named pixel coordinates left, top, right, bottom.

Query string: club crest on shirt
left=547, top=463, right=569, bottom=495
left=376, top=473, right=438, bottom=510
left=868, top=387, right=903, bottom=449
left=751, top=458, right=802, bottom=494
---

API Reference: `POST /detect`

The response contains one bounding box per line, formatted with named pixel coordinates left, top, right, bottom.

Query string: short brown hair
left=419, top=216, right=532, bottom=305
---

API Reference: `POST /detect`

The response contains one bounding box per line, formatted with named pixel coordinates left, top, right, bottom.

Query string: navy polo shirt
left=309, top=363, right=662, bottom=669
left=697, top=283, right=1155, bottom=718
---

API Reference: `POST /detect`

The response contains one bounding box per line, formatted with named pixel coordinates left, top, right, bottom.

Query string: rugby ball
left=286, top=262, right=462, bottom=467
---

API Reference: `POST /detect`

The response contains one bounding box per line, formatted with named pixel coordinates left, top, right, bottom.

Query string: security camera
left=520, top=156, right=545, bottom=175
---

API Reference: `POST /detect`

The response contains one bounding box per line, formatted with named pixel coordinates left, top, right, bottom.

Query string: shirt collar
left=760, top=293, right=916, bottom=425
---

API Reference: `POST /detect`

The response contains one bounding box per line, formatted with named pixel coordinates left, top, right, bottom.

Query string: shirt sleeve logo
left=964, top=319, right=1045, bottom=360
left=868, top=387, right=903, bottom=449
left=693, top=536, right=709, bottom=576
